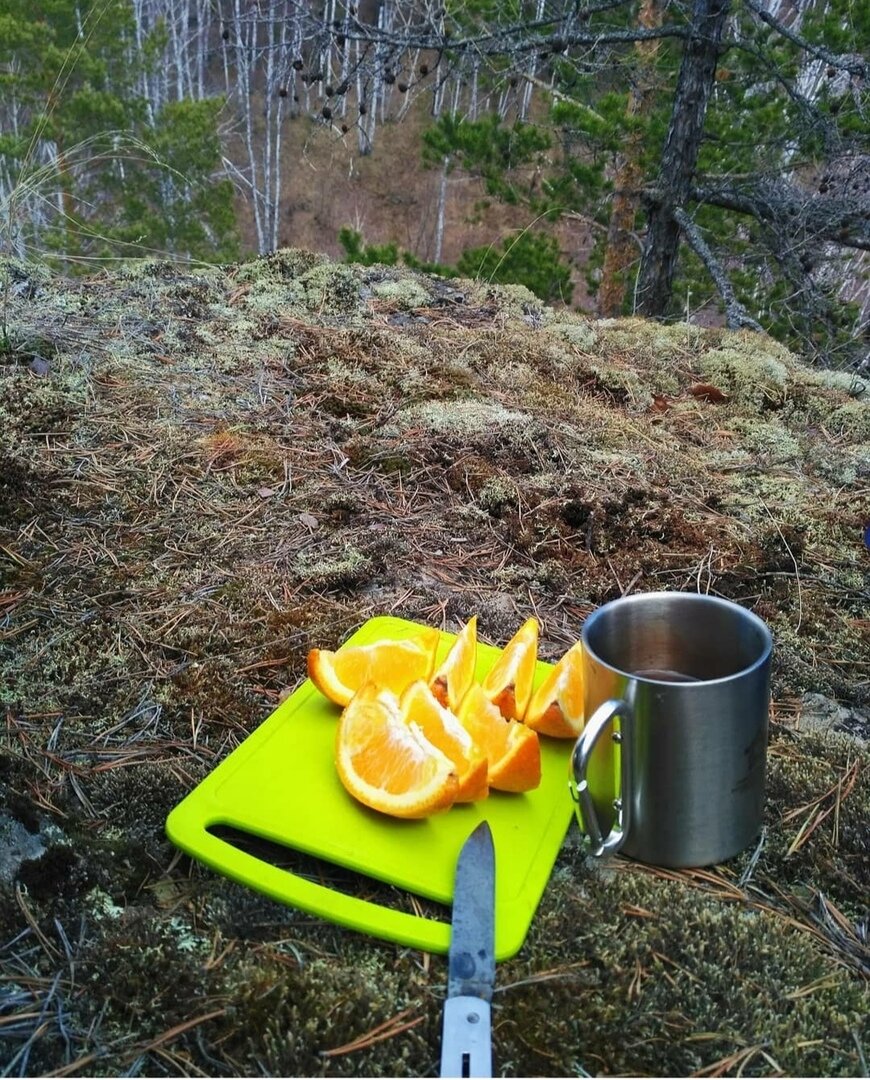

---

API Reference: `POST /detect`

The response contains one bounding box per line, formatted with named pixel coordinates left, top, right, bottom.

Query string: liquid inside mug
left=569, top=592, right=772, bottom=868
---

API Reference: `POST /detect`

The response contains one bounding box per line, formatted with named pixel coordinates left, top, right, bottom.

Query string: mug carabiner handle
left=569, top=698, right=632, bottom=857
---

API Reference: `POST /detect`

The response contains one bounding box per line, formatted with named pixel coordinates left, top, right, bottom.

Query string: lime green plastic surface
left=165, top=616, right=575, bottom=960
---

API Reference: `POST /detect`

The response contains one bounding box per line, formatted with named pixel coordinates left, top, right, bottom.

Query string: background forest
left=1, top=0, right=867, bottom=369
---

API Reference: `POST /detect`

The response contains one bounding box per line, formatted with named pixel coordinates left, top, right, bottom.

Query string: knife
left=440, top=821, right=495, bottom=1079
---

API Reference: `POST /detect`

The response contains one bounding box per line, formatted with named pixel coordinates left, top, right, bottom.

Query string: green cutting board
left=166, top=616, right=576, bottom=960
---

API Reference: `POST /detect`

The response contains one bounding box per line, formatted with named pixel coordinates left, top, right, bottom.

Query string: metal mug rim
left=580, top=590, right=773, bottom=688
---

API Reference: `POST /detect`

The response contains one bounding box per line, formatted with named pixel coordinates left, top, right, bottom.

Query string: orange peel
left=430, top=616, right=478, bottom=713
left=524, top=640, right=585, bottom=738
left=480, top=617, right=539, bottom=720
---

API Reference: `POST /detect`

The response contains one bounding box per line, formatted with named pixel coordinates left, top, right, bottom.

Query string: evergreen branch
left=672, top=206, right=763, bottom=332
left=742, top=0, right=868, bottom=79
left=726, top=38, right=839, bottom=152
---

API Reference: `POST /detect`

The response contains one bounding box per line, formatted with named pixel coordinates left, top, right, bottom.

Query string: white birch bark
left=433, top=156, right=449, bottom=263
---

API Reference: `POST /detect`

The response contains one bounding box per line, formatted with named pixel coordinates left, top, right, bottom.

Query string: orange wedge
left=308, top=628, right=440, bottom=707
left=400, top=681, right=489, bottom=802
left=335, top=683, right=458, bottom=818
left=524, top=640, right=585, bottom=738
left=480, top=617, right=539, bottom=720
left=431, top=616, right=478, bottom=713
left=456, top=684, right=541, bottom=793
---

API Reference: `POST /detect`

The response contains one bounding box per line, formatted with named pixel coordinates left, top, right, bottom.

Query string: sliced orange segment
left=308, top=628, right=440, bottom=706
left=524, top=640, right=585, bottom=739
left=456, top=684, right=541, bottom=793
left=400, top=680, right=488, bottom=803
left=335, top=683, right=458, bottom=818
left=480, top=616, right=539, bottom=720
left=431, top=616, right=478, bottom=713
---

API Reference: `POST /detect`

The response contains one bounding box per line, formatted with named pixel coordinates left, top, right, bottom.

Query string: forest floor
left=0, top=251, right=868, bottom=1076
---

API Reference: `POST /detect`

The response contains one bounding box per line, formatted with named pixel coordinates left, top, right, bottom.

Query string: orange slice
left=308, top=628, right=440, bottom=707
left=335, top=683, right=458, bottom=818
left=456, top=684, right=541, bottom=793
left=431, top=616, right=478, bottom=713
left=480, top=617, right=539, bottom=720
left=524, top=640, right=585, bottom=738
left=400, top=681, right=489, bottom=802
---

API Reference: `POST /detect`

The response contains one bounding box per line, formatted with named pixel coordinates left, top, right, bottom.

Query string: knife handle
left=440, top=996, right=492, bottom=1079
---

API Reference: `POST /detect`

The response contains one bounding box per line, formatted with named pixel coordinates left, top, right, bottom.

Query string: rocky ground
left=0, top=251, right=868, bottom=1076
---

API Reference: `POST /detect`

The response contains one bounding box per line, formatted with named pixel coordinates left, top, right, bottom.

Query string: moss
left=461, top=278, right=550, bottom=323
left=695, top=343, right=791, bottom=409
left=239, top=276, right=307, bottom=313
left=478, top=475, right=519, bottom=516
left=587, top=361, right=654, bottom=408
left=399, top=398, right=537, bottom=440
left=232, top=248, right=327, bottom=283
left=824, top=400, right=870, bottom=441
left=291, top=543, right=373, bottom=592
left=500, top=861, right=868, bottom=1077
left=794, top=366, right=867, bottom=398
left=729, top=417, right=804, bottom=461
left=804, top=441, right=868, bottom=486
left=545, top=319, right=599, bottom=351
left=595, top=314, right=707, bottom=359
left=371, top=277, right=431, bottom=308
left=299, top=261, right=364, bottom=314
left=0, top=256, right=53, bottom=292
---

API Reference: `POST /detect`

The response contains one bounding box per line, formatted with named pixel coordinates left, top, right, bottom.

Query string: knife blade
left=440, top=821, right=495, bottom=1079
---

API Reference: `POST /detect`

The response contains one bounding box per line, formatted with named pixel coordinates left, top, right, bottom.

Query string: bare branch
left=339, top=21, right=688, bottom=57
left=673, top=206, right=763, bottom=331
left=693, top=181, right=870, bottom=251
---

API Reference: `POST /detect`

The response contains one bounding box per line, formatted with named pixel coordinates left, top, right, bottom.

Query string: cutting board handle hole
left=207, top=823, right=452, bottom=924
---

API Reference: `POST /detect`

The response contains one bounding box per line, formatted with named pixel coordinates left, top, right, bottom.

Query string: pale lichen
left=695, top=344, right=791, bottom=409
left=371, top=277, right=431, bottom=308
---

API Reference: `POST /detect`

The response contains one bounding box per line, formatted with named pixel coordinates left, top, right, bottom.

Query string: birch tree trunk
left=433, top=156, right=449, bottom=263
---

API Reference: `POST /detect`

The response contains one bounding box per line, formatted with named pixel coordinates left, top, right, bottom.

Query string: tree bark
left=635, top=0, right=731, bottom=317
left=598, top=0, right=662, bottom=316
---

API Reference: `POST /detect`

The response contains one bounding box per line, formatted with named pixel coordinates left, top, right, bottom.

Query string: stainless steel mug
left=568, top=592, right=772, bottom=867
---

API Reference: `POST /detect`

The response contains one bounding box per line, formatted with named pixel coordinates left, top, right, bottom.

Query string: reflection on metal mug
left=568, top=591, right=773, bottom=868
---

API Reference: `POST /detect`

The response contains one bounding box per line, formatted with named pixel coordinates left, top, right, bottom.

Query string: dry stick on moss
left=692, top=1042, right=783, bottom=1078
left=783, top=758, right=861, bottom=856
left=760, top=500, right=804, bottom=633
left=42, top=1010, right=228, bottom=1079
left=124, top=1009, right=228, bottom=1062
left=811, top=894, right=870, bottom=976
left=321, top=1007, right=425, bottom=1058
left=15, top=885, right=61, bottom=964
left=751, top=879, right=869, bottom=976
left=495, top=961, right=592, bottom=994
